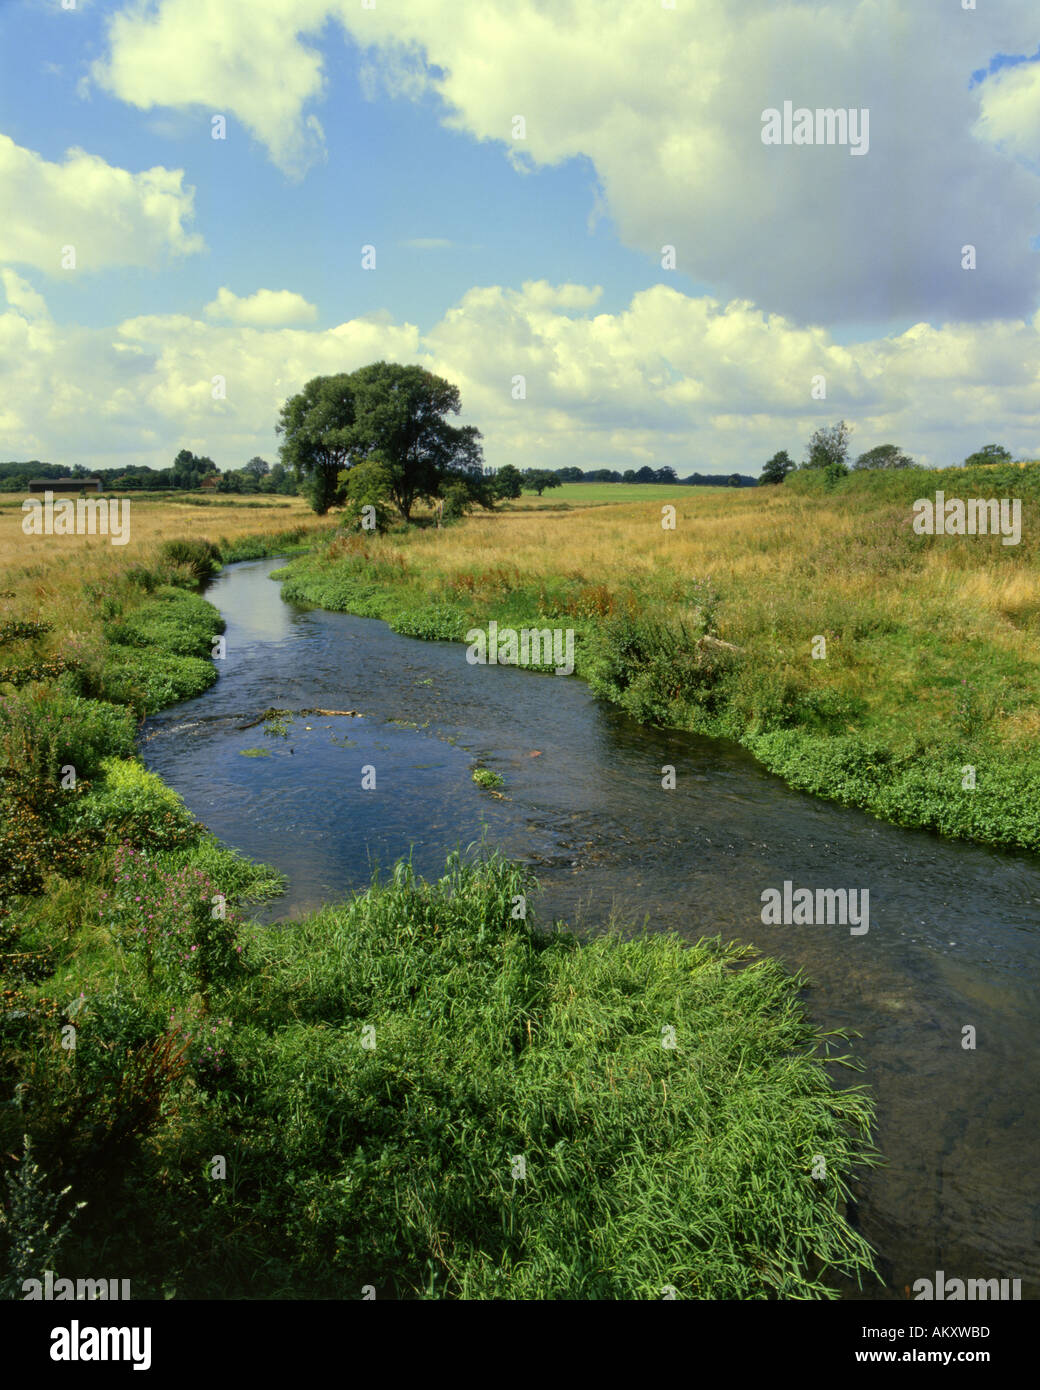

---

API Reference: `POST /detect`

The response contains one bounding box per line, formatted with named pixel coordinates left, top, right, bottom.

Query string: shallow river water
left=141, top=557, right=1040, bottom=1300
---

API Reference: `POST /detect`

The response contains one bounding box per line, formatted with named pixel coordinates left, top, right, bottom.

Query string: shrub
left=441, top=481, right=473, bottom=521
left=17, top=989, right=189, bottom=1175
left=157, top=539, right=222, bottom=582
left=0, top=685, right=136, bottom=783
left=0, top=1136, right=85, bottom=1299
left=58, top=759, right=199, bottom=852
left=341, top=459, right=395, bottom=532
left=104, top=846, right=246, bottom=997
left=588, top=612, right=737, bottom=723
left=107, top=587, right=222, bottom=658
left=95, top=650, right=217, bottom=715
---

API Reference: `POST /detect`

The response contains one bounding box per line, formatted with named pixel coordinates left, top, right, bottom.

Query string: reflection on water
left=142, top=558, right=1040, bottom=1300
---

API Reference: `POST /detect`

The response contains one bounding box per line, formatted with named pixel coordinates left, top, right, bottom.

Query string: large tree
left=760, top=450, right=795, bottom=484
left=522, top=470, right=562, bottom=496
left=803, top=421, right=852, bottom=476
left=276, top=373, right=357, bottom=514
left=345, top=362, right=484, bottom=520
left=964, top=443, right=1013, bottom=468
left=171, top=448, right=216, bottom=490
left=244, top=455, right=271, bottom=481
left=854, top=443, right=915, bottom=470
left=493, top=464, right=523, bottom=499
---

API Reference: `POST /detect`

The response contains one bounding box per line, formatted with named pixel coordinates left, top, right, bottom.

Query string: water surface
left=142, top=558, right=1040, bottom=1300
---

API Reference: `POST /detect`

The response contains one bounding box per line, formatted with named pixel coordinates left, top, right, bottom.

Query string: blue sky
left=1, top=0, right=1039, bottom=475
left=0, top=2, right=703, bottom=334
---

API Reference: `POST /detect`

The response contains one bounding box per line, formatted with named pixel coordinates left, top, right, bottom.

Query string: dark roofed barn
left=28, top=477, right=102, bottom=494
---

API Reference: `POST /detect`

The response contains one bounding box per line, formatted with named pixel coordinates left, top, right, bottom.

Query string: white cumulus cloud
left=204, top=287, right=319, bottom=326
left=0, top=134, right=204, bottom=273
left=91, top=0, right=1040, bottom=323
left=2, top=276, right=1037, bottom=474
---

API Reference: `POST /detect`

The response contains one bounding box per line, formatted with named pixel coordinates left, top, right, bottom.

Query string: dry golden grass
left=0, top=494, right=332, bottom=645
left=338, top=482, right=1039, bottom=751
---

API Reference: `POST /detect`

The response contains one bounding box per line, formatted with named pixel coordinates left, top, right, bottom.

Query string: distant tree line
left=758, top=428, right=1019, bottom=486
left=502, top=465, right=755, bottom=492
left=542, top=464, right=755, bottom=486
left=0, top=452, right=297, bottom=495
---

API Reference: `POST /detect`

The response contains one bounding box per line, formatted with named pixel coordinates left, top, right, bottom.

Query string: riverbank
left=1, top=517, right=880, bottom=1299
left=276, top=462, right=1040, bottom=854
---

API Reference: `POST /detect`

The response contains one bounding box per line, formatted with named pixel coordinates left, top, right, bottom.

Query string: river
left=141, top=556, right=1040, bottom=1300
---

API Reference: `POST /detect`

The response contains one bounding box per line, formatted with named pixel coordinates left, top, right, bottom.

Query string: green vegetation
left=0, top=850, right=878, bottom=1299
left=521, top=470, right=562, bottom=497
left=0, top=451, right=297, bottom=496
left=277, top=363, right=484, bottom=517
left=0, top=500, right=883, bottom=1300
left=472, top=767, right=504, bottom=790
left=278, top=461, right=1040, bottom=854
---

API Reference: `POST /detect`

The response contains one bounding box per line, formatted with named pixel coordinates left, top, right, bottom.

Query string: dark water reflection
left=141, top=558, right=1040, bottom=1300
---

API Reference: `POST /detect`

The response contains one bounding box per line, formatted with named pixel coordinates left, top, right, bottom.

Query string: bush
left=0, top=685, right=136, bottom=783
left=0, top=1136, right=84, bottom=1299
left=104, top=845, right=247, bottom=997
left=441, top=481, right=473, bottom=521
left=58, top=759, right=198, bottom=852
left=157, top=539, right=222, bottom=582
left=341, top=459, right=395, bottom=532
left=588, top=612, right=737, bottom=723
left=95, top=649, right=217, bottom=715
left=107, top=587, right=222, bottom=658
left=10, top=989, right=189, bottom=1176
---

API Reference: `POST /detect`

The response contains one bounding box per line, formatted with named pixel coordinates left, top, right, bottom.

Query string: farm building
left=28, top=477, right=102, bottom=494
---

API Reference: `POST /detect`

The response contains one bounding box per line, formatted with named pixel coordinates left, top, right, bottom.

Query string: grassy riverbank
left=277, top=462, right=1040, bottom=854
left=3, top=840, right=879, bottom=1299
left=0, top=498, right=879, bottom=1299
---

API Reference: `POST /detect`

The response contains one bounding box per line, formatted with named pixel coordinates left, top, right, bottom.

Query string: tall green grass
left=3, top=852, right=877, bottom=1300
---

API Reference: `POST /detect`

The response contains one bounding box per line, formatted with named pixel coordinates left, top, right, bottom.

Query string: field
left=280, top=462, right=1040, bottom=853
left=1, top=490, right=313, bottom=570
left=512, top=482, right=722, bottom=507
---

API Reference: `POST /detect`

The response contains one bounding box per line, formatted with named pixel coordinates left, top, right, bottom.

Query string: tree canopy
left=803, top=421, right=852, bottom=474
left=493, top=464, right=523, bottom=499
left=760, top=450, right=795, bottom=484
left=522, top=470, right=562, bottom=496
left=963, top=444, right=1013, bottom=469
left=276, top=373, right=358, bottom=514
left=854, top=444, right=915, bottom=470
left=277, top=363, right=484, bottom=517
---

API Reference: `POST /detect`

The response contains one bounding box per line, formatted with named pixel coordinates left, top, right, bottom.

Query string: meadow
left=510, top=482, right=717, bottom=507
left=279, top=462, right=1040, bottom=853
left=0, top=490, right=879, bottom=1299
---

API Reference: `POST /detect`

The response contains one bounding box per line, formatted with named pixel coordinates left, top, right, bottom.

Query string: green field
left=513, top=481, right=737, bottom=507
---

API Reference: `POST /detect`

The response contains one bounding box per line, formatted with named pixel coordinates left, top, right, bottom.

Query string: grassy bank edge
left=271, top=482, right=1040, bottom=857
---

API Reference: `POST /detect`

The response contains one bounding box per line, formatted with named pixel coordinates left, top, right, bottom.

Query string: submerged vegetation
left=278, top=462, right=1040, bottom=853
left=472, top=766, right=504, bottom=790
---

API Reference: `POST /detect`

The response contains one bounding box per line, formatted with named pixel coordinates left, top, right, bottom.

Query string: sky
left=1, top=0, right=1039, bottom=476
